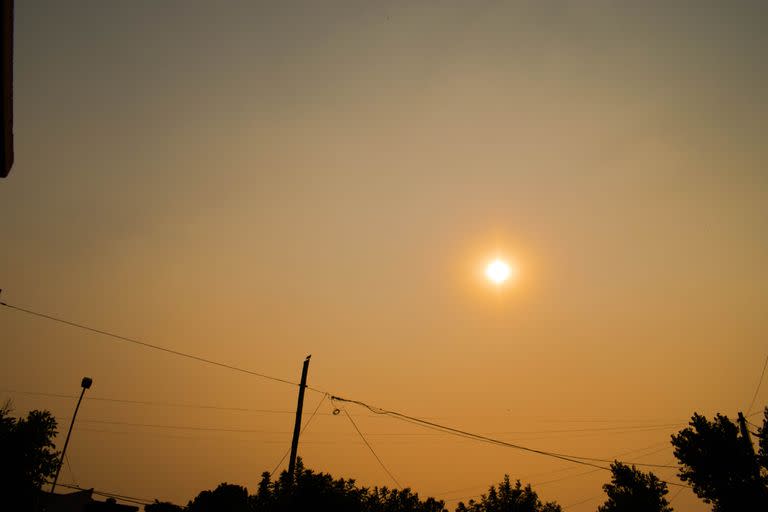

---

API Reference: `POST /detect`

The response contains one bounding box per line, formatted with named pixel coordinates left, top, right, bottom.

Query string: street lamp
left=50, top=377, right=92, bottom=494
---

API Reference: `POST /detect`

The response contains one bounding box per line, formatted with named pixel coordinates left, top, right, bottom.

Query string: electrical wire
left=442, top=467, right=603, bottom=505
left=746, top=352, right=768, bottom=416
left=341, top=405, right=402, bottom=488
left=5, top=387, right=688, bottom=436
left=436, top=441, right=670, bottom=499
left=563, top=494, right=602, bottom=509
left=1, top=388, right=397, bottom=418
left=532, top=441, right=669, bottom=477
left=64, top=454, right=78, bottom=486
left=0, top=301, right=313, bottom=391
left=667, top=485, right=685, bottom=504
left=76, top=426, right=349, bottom=445
left=331, top=395, right=689, bottom=489
left=474, top=423, right=685, bottom=435
left=79, top=418, right=290, bottom=433
left=532, top=445, right=674, bottom=489
left=270, top=393, right=328, bottom=476
left=3, top=298, right=695, bottom=492
left=0, top=388, right=299, bottom=413
left=440, top=442, right=674, bottom=503
left=332, top=396, right=679, bottom=469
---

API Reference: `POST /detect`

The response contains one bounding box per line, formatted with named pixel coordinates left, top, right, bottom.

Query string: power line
left=79, top=418, right=291, bottom=433
left=746, top=352, right=768, bottom=416
left=1, top=388, right=396, bottom=418
left=0, top=388, right=298, bottom=414
left=667, top=484, right=686, bottom=505
left=64, top=453, right=78, bottom=486
left=439, top=442, right=673, bottom=503
left=360, top=423, right=682, bottom=438
left=0, top=301, right=310, bottom=391
left=4, top=387, right=688, bottom=435
left=563, top=494, right=602, bottom=510
left=3, top=388, right=690, bottom=445
left=341, top=405, right=402, bottom=489
left=531, top=445, right=672, bottom=488
left=3, top=298, right=692, bottom=490
left=442, top=467, right=603, bottom=505
left=436, top=441, right=669, bottom=498
left=46, top=420, right=684, bottom=450
left=63, top=415, right=675, bottom=439
left=330, top=395, right=688, bottom=489
left=76, top=426, right=347, bottom=445
left=332, top=395, right=679, bottom=469
left=476, top=423, right=685, bottom=435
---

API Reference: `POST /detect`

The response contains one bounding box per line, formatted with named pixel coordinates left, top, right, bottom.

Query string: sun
left=485, top=259, right=514, bottom=285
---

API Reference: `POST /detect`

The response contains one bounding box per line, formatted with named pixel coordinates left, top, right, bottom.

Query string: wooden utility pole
left=288, top=355, right=311, bottom=480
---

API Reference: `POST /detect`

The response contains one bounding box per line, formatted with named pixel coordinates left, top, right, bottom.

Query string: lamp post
left=50, top=377, right=92, bottom=494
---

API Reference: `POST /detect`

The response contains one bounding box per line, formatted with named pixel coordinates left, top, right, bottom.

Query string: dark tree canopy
left=186, top=483, right=250, bottom=512
left=671, top=409, right=768, bottom=511
left=455, top=475, right=561, bottom=512
left=597, top=461, right=672, bottom=512
left=0, top=401, right=60, bottom=506
left=145, top=501, right=184, bottom=512
left=180, top=459, right=446, bottom=512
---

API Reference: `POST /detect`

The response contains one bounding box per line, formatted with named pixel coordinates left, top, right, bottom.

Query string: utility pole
left=51, top=377, right=92, bottom=494
left=287, top=355, right=311, bottom=480
left=737, top=411, right=756, bottom=458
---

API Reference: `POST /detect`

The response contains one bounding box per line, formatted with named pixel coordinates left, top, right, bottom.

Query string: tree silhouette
left=0, top=401, right=59, bottom=507
left=144, top=500, right=184, bottom=512
left=455, top=475, right=561, bottom=512
left=248, top=459, right=445, bottom=512
left=596, top=461, right=672, bottom=512
left=255, top=459, right=364, bottom=512
left=671, top=409, right=768, bottom=511
left=186, top=483, right=250, bottom=512
left=363, top=486, right=446, bottom=512
left=162, top=458, right=444, bottom=512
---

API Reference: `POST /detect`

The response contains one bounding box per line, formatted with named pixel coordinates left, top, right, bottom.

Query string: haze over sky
left=1, top=1, right=767, bottom=510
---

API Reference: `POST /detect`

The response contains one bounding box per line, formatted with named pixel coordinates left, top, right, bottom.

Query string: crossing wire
left=746, top=352, right=768, bottom=416
left=2, top=388, right=689, bottom=438
left=440, top=442, right=673, bottom=503
left=0, top=301, right=313, bottom=391
left=330, top=395, right=689, bottom=489
left=0, top=388, right=394, bottom=417
left=64, top=453, right=78, bottom=486
left=341, top=405, right=402, bottom=489
left=0, top=388, right=298, bottom=413
left=270, top=393, right=328, bottom=476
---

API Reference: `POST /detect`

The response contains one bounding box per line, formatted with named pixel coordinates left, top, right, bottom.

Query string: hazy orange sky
left=1, top=2, right=767, bottom=511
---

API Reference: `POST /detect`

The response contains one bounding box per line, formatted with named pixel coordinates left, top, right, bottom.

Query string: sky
left=1, top=1, right=767, bottom=510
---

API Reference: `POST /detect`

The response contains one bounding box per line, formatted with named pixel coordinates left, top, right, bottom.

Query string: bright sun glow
left=485, top=259, right=513, bottom=285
